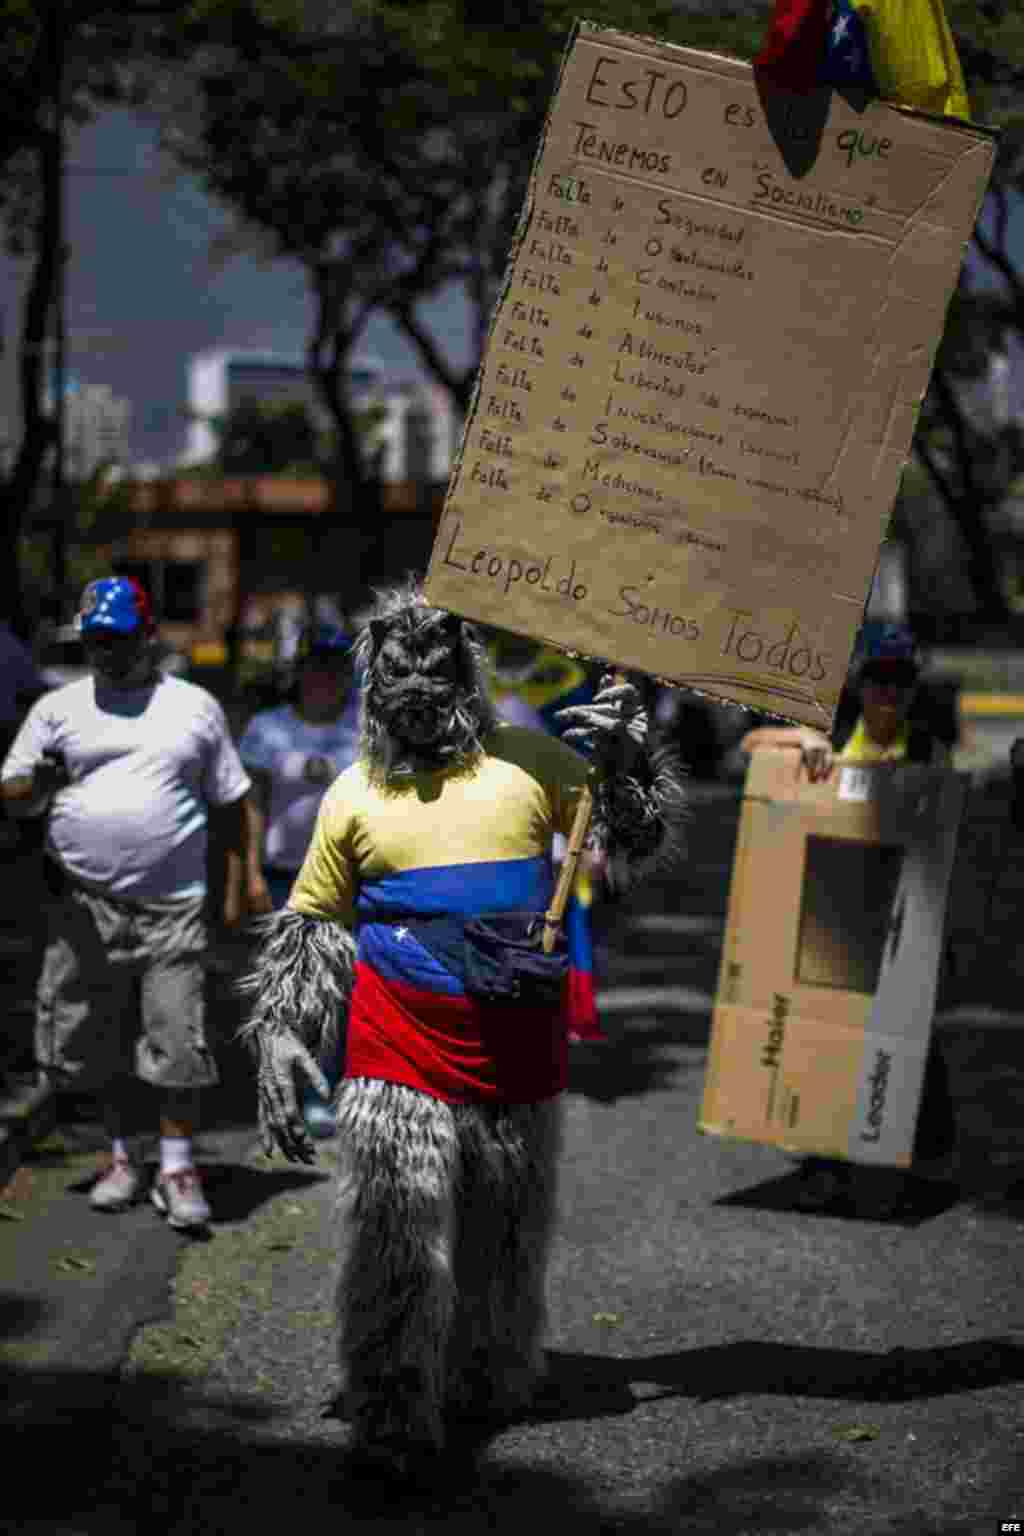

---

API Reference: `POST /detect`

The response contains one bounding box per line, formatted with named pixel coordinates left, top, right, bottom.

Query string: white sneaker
left=151, top=1167, right=211, bottom=1230
left=90, top=1158, right=143, bottom=1211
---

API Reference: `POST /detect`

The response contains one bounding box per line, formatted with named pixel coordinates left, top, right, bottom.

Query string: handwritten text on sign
left=424, top=25, right=995, bottom=724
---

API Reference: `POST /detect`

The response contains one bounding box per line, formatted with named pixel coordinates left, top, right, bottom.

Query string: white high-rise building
left=368, top=381, right=462, bottom=484
left=183, top=349, right=356, bottom=464
left=182, top=347, right=459, bottom=481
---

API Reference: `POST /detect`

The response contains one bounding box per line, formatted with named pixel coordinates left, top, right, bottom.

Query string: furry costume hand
left=255, top=1031, right=331, bottom=1163
left=237, top=909, right=356, bottom=1160
left=558, top=673, right=687, bottom=876
left=556, top=674, right=647, bottom=771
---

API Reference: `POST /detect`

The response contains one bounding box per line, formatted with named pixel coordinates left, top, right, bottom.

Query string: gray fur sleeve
left=591, top=741, right=689, bottom=885
left=237, top=909, right=356, bottom=1059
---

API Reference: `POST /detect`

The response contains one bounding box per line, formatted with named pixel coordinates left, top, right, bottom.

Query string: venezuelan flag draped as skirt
left=345, top=855, right=601, bottom=1102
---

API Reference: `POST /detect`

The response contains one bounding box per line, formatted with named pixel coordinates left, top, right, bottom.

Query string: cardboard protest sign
left=424, top=22, right=995, bottom=726
left=699, top=751, right=965, bottom=1166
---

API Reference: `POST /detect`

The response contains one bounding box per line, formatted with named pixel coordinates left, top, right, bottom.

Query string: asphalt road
left=2, top=783, right=1024, bottom=1536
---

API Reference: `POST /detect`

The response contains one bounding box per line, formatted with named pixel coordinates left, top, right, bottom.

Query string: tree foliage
left=0, top=2, right=325, bottom=627
left=156, top=0, right=1024, bottom=620
left=3, top=1, right=1024, bottom=629
left=187, top=394, right=388, bottom=477
left=146, top=1, right=767, bottom=607
left=898, top=0, right=1024, bottom=623
left=155, top=2, right=767, bottom=417
left=211, top=397, right=320, bottom=475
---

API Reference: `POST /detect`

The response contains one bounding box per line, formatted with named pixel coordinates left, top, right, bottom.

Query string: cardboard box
left=424, top=22, right=995, bottom=727
left=699, top=750, right=965, bottom=1166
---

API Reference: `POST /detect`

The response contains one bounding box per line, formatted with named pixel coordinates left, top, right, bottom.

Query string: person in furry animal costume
left=241, top=579, right=686, bottom=1479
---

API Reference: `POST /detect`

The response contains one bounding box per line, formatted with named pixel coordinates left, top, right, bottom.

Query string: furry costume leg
left=447, top=1098, right=563, bottom=1421
left=334, top=1080, right=563, bottom=1459
left=334, top=1078, right=458, bottom=1463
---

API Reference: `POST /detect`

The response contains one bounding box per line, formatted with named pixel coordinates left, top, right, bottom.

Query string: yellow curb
left=959, top=694, right=1024, bottom=717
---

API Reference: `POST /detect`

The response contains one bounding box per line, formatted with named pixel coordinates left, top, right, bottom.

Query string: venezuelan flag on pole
left=819, top=0, right=878, bottom=92
left=754, top=0, right=971, bottom=120
left=565, top=864, right=604, bottom=1043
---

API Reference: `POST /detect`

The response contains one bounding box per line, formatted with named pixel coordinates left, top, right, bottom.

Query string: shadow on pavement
left=568, top=1026, right=706, bottom=1099
left=2, top=1348, right=1015, bottom=1535
left=0, top=1289, right=50, bottom=1342
left=544, top=1334, right=1024, bottom=1412
left=190, top=1161, right=331, bottom=1222
left=715, top=1169, right=961, bottom=1227
left=1, top=1358, right=855, bottom=1536
left=967, top=1162, right=1024, bottom=1221
left=567, top=1019, right=707, bottom=1104
left=658, top=1447, right=872, bottom=1535
left=658, top=1447, right=995, bottom=1535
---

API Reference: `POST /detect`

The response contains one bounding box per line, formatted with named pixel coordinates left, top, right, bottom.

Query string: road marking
left=936, top=1007, right=1024, bottom=1031
left=626, top=914, right=724, bottom=937
left=596, top=984, right=713, bottom=1014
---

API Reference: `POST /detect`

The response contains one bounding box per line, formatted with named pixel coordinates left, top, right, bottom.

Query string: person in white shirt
left=239, top=624, right=360, bottom=1135
left=239, top=624, right=360, bottom=911
left=1, top=577, right=252, bottom=1231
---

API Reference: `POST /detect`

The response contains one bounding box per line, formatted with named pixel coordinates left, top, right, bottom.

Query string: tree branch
left=388, top=296, right=475, bottom=412
left=917, top=367, right=1011, bottom=617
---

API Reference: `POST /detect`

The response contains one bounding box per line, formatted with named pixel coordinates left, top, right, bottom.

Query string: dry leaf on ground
left=834, top=1424, right=880, bottom=1442
left=55, top=1254, right=95, bottom=1273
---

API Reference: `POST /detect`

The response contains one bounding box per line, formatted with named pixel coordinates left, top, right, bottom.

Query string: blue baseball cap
left=852, top=621, right=920, bottom=676
left=297, top=624, right=353, bottom=664
left=76, top=577, right=155, bottom=637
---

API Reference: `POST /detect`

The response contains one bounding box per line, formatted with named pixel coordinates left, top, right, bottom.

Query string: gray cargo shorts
left=35, top=881, right=219, bottom=1091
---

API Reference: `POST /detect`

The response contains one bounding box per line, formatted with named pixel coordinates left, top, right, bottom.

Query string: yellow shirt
left=838, top=718, right=911, bottom=763
left=288, top=723, right=589, bottom=926
left=838, top=718, right=948, bottom=767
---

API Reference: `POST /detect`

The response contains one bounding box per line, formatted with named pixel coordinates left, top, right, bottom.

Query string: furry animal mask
left=355, top=580, right=498, bottom=781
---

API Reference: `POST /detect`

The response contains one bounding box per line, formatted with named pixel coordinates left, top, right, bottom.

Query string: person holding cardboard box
left=740, top=623, right=948, bottom=775
left=738, top=622, right=957, bottom=1215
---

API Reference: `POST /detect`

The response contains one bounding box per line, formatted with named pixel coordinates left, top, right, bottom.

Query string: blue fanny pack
left=462, top=912, right=568, bottom=1005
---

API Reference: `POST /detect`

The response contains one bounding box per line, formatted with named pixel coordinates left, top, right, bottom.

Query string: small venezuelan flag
left=754, top=0, right=970, bottom=120
left=566, top=865, right=605, bottom=1044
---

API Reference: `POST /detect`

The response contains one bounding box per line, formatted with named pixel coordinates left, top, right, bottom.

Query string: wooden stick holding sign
left=541, top=669, right=625, bottom=954
left=542, top=777, right=594, bottom=955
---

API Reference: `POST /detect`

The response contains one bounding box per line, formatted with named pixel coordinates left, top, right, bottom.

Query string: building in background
left=65, top=381, right=132, bottom=479
left=182, top=347, right=460, bottom=482
left=371, top=381, right=462, bottom=484
left=84, top=474, right=451, bottom=670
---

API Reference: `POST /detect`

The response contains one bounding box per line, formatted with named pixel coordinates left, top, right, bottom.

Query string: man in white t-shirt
left=1, top=577, right=252, bottom=1231
left=238, top=624, right=360, bottom=1136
